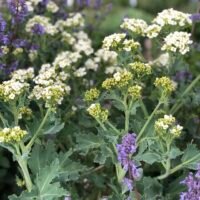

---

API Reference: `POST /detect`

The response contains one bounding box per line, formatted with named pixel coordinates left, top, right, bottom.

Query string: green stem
left=0, top=112, right=7, bottom=127
left=157, top=150, right=200, bottom=180
left=16, top=156, right=33, bottom=192
left=140, top=99, right=149, bottom=118
left=26, top=108, right=51, bottom=150
left=137, top=101, right=162, bottom=142
left=170, top=74, right=200, bottom=114
left=106, top=121, right=121, bottom=135
left=124, top=94, right=130, bottom=133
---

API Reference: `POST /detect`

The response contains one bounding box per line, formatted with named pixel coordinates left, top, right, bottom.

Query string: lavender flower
left=0, top=14, right=6, bottom=32
left=32, top=24, right=45, bottom=35
left=117, top=133, right=141, bottom=193
left=7, top=0, right=28, bottom=24
left=123, top=178, right=133, bottom=191
left=180, top=164, right=200, bottom=200
left=190, top=13, right=200, bottom=22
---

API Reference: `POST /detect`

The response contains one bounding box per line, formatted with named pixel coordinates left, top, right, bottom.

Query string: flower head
left=161, top=32, right=192, bottom=55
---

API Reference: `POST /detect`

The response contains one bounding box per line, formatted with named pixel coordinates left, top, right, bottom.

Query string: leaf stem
left=26, top=108, right=51, bottom=151
left=170, top=74, right=200, bottom=114
left=137, top=101, right=162, bottom=142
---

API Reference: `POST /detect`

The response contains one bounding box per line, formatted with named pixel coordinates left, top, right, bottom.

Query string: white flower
left=105, top=66, right=121, bottom=74
left=145, top=24, right=161, bottom=38
left=85, top=59, right=99, bottom=71
left=74, top=67, right=87, bottom=77
left=53, top=51, right=82, bottom=69
left=47, top=1, right=59, bottom=13
left=61, top=32, right=76, bottom=45
left=102, top=33, right=126, bottom=50
left=26, top=15, right=58, bottom=35
left=113, top=72, right=121, bottom=81
left=153, top=8, right=192, bottom=27
left=95, top=49, right=118, bottom=64
left=161, top=31, right=192, bottom=55
left=120, top=18, right=148, bottom=36
left=11, top=68, right=34, bottom=82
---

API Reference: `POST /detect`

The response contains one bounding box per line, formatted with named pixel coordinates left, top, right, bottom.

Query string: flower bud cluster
left=155, top=115, right=183, bottom=138
left=154, top=76, right=176, bottom=94
left=161, top=32, right=192, bottom=55
left=0, top=126, right=27, bottom=143
left=87, top=103, right=108, bottom=122
left=84, top=88, right=100, bottom=102
left=102, top=70, right=133, bottom=90
left=129, top=62, right=152, bottom=77
left=18, top=107, right=32, bottom=119
left=128, top=85, right=142, bottom=99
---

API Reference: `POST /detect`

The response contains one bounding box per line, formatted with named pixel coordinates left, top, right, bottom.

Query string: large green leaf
left=29, top=142, right=57, bottom=175
left=35, top=159, right=67, bottom=200
left=142, top=177, right=162, bottom=200
left=75, top=133, right=104, bottom=155
left=181, top=144, right=200, bottom=169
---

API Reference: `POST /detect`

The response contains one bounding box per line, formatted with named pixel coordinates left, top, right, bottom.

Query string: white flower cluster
left=46, top=1, right=59, bottom=13
left=26, top=15, right=58, bottom=35
left=83, top=49, right=119, bottom=73
left=153, top=8, right=192, bottom=27
left=74, top=67, right=87, bottom=77
left=0, top=68, right=33, bottom=102
left=55, top=13, right=85, bottom=31
left=161, top=32, right=192, bottom=55
left=26, top=0, right=59, bottom=13
left=53, top=51, right=82, bottom=69
left=11, top=68, right=34, bottom=82
left=145, top=24, right=161, bottom=38
left=102, top=33, right=126, bottom=50
left=30, top=64, right=71, bottom=108
left=0, top=126, right=27, bottom=143
left=73, top=31, right=94, bottom=56
left=61, top=32, right=76, bottom=45
left=120, top=18, right=148, bottom=36
left=155, top=114, right=183, bottom=138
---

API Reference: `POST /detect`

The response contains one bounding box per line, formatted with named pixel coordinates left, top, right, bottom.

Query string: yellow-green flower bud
left=102, top=78, right=116, bottom=90
left=16, top=177, right=25, bottom=187
left=154, top=115, right=183, bottom=139
left=154, top=76, right=175, bottom=94
left=129, top=62, right=152, bottom=77
left=84, top=88, right=100, bottom=102
left=128, top=85, right=142, bottom=99
left=18, top=107, right=32, bottom=119
left=0, top=126, right=27, bottom=143
left=87, top=103, right=109, bottom=122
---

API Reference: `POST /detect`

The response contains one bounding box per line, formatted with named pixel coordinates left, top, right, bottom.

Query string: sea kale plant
left=0, top=1, right=200, bottom=199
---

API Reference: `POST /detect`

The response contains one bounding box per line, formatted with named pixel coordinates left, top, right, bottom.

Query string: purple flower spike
left=116, top=133, right=141, bottom=193
left=180, top=164, right=200, bottom=200
left=7, top=0, right=28, bottom=24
